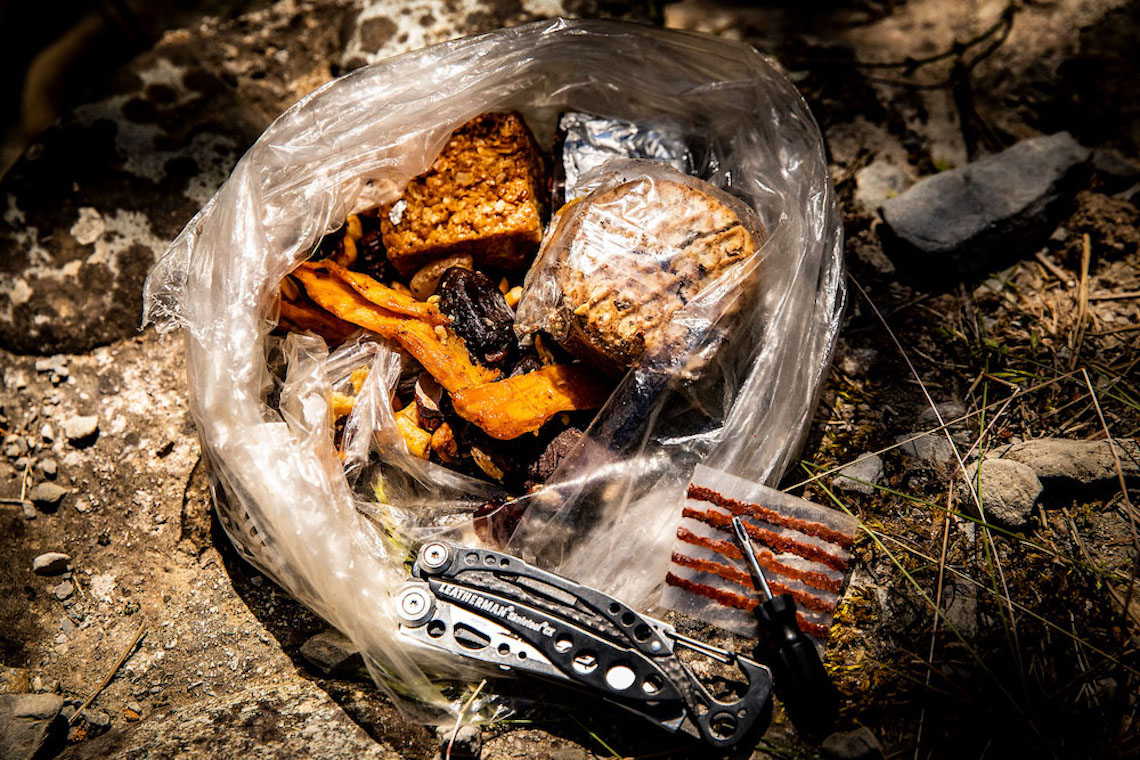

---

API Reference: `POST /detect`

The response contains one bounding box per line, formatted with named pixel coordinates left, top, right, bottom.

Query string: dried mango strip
left=451, top=364, right=611, bottom=440
left=299, top=260, right=446, bottom=325
left=292, top=264, right=496, bottom=392
left=279, top=299, right=358, bottom=344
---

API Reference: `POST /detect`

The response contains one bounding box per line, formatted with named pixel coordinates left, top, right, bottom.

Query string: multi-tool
left=395, top=540, right=775, bottom=749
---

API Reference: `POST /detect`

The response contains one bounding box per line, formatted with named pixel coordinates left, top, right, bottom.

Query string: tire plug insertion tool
left=730, top=516, right=839, bottom=743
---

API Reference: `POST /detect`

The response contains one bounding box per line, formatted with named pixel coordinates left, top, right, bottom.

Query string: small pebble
left=30, top=482, right=70, bottom=510
left=32, top=552, right=71, bottom=576
left=52, top=581, right=74, bottom=601
left=22, top=501, right=37, bottom=520
left=39, top=459, right=57, bottom=478
left=64, top=415, right=100, bottom=444
left=83, top=709, right=110, bottom=728
left=40, top=423, right=54, bottom=443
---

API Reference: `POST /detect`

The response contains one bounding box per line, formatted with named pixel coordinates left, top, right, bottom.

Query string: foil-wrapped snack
left=555, top=112, right=694, bottom=204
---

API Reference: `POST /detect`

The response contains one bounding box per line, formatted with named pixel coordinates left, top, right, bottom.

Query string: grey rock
left=81, top=708, right=111, bottom=732
left=64, top=415, right=100, bottom=444
left=999, top=438, right=1139, bottom=491
left=896, top=432, right=956, bottom=470
left=961, top=458, right=1043, bottom=530
left=21, top=501, right=37, bottom=520
left=822, top=726, right=885, bottom=759
left=30, top=482, right=70, bottom=510
left=299, top=629, right=362, bottom=676
left=879, top=132, right=1090, bottom=283
left=435, top=723, right=482, bottom=760
left=32, top=552, right=71, bottom=576
left=1091, top=147, right=1140, bottom=192
left=52, top=582, right=75, bottom=601
left=834, top=454, right=885, bottom=495
left=918, top=401, right=966, bottom=427
left=39, top=459, right=58, bottom=478
left=855, top=160, right=909, bottom=214
left=0, top=693, right=66, bottom=760
left=40, top=424, right=54, bottom=443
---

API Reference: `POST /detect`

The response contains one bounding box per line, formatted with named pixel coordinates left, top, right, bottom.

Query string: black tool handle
left=754, top=594, right=838, bottom=743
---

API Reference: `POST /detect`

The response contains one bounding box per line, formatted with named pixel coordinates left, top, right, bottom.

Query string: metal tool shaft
left=731, top=516, right=773, bottom=600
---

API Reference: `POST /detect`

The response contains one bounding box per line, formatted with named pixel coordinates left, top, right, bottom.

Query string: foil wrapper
left=556, top=112, right=693, bottom=203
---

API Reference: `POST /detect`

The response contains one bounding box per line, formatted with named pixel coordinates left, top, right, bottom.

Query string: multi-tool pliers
left=395, top=541, right=774, bottom=749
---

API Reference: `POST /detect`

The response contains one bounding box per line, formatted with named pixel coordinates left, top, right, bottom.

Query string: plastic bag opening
left=143, top=17, right=844, bottom=722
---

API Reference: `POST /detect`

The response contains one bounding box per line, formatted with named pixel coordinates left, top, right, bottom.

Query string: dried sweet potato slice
left=451, top=364, right=611, bottom=441
left=279, top=299, right=358, bottom=344
left=300, top=260, right=446, bottom=325
left=292, top=263, right=496, bottom=392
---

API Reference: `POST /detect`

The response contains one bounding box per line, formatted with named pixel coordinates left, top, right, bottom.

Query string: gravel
left=822, top=726, right=885, bottom=759
left=834, top=453, right=885, bottom=495
left=32, top=552, right=71, bottom=576
left=29, top=482, right=71, bottom=511
left=64, top=415, right=100, bottom=444
left=299, top=629, right=362, bottom=676
left=961, top=458, right=1043, bottom=530
left=896, top=432, right=956, bottom=470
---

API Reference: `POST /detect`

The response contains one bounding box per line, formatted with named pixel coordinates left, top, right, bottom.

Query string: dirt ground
left=1, top=0, right=1138, bottom=758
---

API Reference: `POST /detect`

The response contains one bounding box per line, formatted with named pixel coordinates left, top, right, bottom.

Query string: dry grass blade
left=445, top=678, right=487, bottom=760
left=1080, top=368, right=1140, bottom=635
left=849, top=275, right=1021, bottom=661
left=873, top=531, right=1140, bottom=679
left=70, top=623, right=146, bottom=724
left=786, top=370, right=1079, bottom=493
left=810, top=472, right=1041, bottom=734
left=1070, top=234, right=1092, bottom=369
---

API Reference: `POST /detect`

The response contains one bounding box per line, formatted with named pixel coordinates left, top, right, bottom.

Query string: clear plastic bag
left=142, top=18, right=844, bottom=720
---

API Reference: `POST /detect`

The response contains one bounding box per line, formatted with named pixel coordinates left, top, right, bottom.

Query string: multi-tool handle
left=395, top=541, right=773, bottom=749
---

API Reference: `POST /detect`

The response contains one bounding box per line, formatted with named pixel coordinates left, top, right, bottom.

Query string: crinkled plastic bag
left=142, top=18, right=844, bottom=720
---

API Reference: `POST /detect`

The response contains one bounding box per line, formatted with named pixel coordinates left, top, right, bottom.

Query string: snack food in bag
left=142, top=18, right=845, bottom=721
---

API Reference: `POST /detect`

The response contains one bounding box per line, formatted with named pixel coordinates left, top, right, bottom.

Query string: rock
left=918, top=401, right=966, bottom=427
left=64, top=415, right=100, bottom=445
left=22, top=501, right=37, bottom=520
left=896, top=432, right=956, bottom=470
left=822, top=726, right=885, bottom=759
left=855, top=159, right=909, bottom=214
left=39, top=459, right=58, bottom=478
left=1091, top=147, right=1140, bottom=192
left=0, top=693, right=66, bottom=760
left=435, top=723, right=482, bottom=760
left=879, top=132, right=1090, bottom=283
left=29, top=482, right=70, bottom=511
left=52, top=582, right=75, bottom=601
left=81, top=708, right=112, bottom=734
left=960, top=458, right=1042, bottom=530
left=299, top=629, right=362, bottom=676
left=834, top=454, right=885, bottom=495
left=39, top=424, right=54, bottom=443
left=54, top=680, right=396, bottom=760
left=0, top=666, right=32, bottom=695
left=0, top=45, right=266, bottom=355
left=32, top=552, right=71, bottom=576
left=999, top=438, right=1139, bottom=492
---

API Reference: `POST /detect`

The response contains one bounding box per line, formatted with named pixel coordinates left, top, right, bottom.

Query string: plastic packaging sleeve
left=142, top=18, right=845, bottom=719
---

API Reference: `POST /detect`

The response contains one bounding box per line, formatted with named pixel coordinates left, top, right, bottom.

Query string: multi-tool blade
left=396, top=541, right=774, bottom=749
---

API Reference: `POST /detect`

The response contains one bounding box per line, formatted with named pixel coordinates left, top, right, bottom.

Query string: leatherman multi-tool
left=395, top=541, right=774, bottom=749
